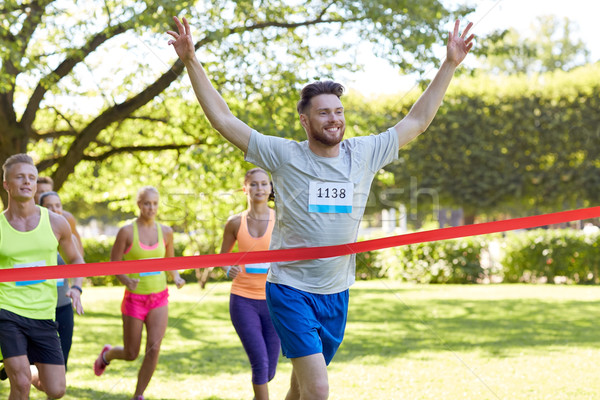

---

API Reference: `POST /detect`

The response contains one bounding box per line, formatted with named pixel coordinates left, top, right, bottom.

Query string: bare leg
left=105, top=314, right=144, bottom=363
left=133, top=305, right=168, bottom=398
left=285, top=354, right=328, bottom=400
left=253, top=382, right=269, bottom=400
left=4, top=355, right=32, bottom=400
left=35, top=363, right=66, bottom=399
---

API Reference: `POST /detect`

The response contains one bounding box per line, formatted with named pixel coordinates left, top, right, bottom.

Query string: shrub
left=502, top=228, right=600, bottom=283
left=81, top=233, right=197, bottom=286
left=372, top=236, right=489, bottom=283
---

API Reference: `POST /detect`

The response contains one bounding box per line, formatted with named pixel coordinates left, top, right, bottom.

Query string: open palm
left=447, top=20, right=475, bottom=66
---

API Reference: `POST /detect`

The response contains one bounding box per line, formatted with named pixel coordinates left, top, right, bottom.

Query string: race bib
left=139, top=257, right=162, bottom=276
left=14, top=260, right=47, bottom=286
left=245, top=262, right=270, bottom=274
left=308, top=181, right=353, bottom=213
left=139, top=271, right=161, bottom=277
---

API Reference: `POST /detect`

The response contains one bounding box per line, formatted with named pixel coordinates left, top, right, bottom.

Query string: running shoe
left=93, top=344, right=111, bottom=376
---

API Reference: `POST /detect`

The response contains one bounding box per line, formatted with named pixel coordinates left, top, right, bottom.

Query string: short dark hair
left=39, top=191, right=60, bottom=207
left=297, top=80, right=345, bottom=115
left=2, top=154, right=35, bottom=181
left=37, top=176, right=54, bottom=187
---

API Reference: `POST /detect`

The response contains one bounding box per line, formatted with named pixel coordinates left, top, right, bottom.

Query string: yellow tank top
left=123, top=221, right=167, bottom=294
left=231, top=209, right=274, bottom=300
left=0, top=206, right=59, bottom=320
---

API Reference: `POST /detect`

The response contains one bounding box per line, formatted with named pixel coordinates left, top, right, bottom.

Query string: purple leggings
left=229, top=293, right=281, bottom=385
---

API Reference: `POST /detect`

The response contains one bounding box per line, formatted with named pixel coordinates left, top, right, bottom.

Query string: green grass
left=15, top=281, right=600, bottom=399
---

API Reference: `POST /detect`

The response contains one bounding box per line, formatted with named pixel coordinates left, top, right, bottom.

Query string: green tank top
left=0, top=206, right=59, bottom=320
left=123, top=220, right=167, bottom=294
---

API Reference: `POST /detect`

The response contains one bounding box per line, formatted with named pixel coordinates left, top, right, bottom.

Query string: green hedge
left=502, top=229, right=600, bottom=284
left=81, top=228, right=600, bottom=286
left=370, top=236, right=489, bottom=284
left=81, top=234, right=197, bottom=286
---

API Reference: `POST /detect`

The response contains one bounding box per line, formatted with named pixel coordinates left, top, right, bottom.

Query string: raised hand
left=447, top=20, right=474, bottom=67
left=167, top=16, right=196, bottom=63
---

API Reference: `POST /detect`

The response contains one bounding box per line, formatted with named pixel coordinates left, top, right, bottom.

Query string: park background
left=2, top=0, right=600, bottom=399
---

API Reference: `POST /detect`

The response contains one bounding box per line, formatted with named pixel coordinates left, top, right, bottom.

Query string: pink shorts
left=121, top=289, right=169, bottom=321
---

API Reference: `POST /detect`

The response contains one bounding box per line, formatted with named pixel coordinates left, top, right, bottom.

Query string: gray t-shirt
left=246, top=127, right=399, bottom=294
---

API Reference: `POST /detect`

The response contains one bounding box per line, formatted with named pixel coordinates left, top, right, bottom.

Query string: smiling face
left=300, top=93, right=346, bottom=148
left=3, top=163, right=38, bottom=202
left=244, top=170, right=271, bottom=204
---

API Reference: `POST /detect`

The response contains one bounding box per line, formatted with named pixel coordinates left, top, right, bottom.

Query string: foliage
left=1, top=0, right=473, bottom=207
left=502, top=228, right=600, bottom=284
left=354, top=63, right=600, bottom=223
left=474, top=15, right=590, bottom=74
left=369, top=236, right=487, bottom=283
left=81, top=233, right=196, bottom=286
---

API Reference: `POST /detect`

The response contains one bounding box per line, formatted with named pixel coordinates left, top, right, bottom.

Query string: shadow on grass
left=66, top=385, right=239, bottom=400
left=337, top=286, right=600, bottom=363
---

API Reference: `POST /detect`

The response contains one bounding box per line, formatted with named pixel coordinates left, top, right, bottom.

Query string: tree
left=475, top=15, right=590, bottom=75
left=355, top=64, right=600, bottom=225
left=0, top=0, right=474, bottom=208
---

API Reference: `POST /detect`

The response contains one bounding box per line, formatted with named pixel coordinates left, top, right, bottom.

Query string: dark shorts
left=0, top=309, right=64, bottom=365
left=265, top=283, right=349, bottom=365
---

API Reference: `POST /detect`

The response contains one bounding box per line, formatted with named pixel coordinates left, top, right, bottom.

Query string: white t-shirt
left=246, top=127, right=399, bottom=294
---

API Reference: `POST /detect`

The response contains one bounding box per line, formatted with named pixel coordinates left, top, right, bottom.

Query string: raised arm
left=167, top=16, right=252, bottom=153
left=394, top=20, right=474, bottom=148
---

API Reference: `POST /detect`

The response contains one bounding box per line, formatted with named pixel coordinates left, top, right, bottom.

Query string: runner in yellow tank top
left=0, top=154, right=85, bottom=400
left=93, top=186, right=185, bottom=400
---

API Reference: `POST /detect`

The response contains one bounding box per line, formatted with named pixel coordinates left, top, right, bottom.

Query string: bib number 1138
left=308, top=181, right=353, bottom=213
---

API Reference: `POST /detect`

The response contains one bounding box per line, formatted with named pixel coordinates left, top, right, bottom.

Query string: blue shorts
left=265, top=282, right=348, bottom=365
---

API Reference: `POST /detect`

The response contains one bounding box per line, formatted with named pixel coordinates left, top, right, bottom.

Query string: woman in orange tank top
left=220, top=168, right=280, bottom=400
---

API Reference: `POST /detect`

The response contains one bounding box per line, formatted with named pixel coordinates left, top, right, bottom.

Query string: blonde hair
left=2, top=154, right=36, bottom=181
left=136, top=186, right=159, bottom=202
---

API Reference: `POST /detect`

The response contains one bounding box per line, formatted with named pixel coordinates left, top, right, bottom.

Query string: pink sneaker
left=94, top=344, right=111, bottom=376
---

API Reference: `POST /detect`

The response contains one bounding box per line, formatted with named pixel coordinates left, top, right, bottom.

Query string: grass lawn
left=13, top=281, right=600, bottom=400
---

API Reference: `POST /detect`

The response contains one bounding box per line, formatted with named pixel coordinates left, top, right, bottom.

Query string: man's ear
left=299, top=113, right=308, bottom=129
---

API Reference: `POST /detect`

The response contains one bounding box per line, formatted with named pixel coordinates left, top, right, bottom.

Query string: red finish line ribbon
left=1, top=206, right=599, bottom=283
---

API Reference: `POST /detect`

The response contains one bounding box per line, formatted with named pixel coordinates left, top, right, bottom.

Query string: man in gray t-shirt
left=168, top=16, right=474, bottom=400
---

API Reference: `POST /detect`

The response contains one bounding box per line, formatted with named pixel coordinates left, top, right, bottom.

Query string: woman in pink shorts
left=94, top=186, right=185, bottom=400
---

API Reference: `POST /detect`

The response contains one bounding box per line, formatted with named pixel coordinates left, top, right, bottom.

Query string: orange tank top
left=230, top=209, right=275, bottom=300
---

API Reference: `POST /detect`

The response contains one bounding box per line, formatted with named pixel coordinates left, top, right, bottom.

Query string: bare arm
left=219, top=214, right=241, bottom=279
left=62, top=210, right=84, bottom=256
left=51, top=213, right=85, bottom=315
left=394, top=20, right=474, bottom=148
left=167, top=16, right=252, bottom=153
left=111, top=226, right=139, bottom=291
left=163, top=225, right=185, bottom=289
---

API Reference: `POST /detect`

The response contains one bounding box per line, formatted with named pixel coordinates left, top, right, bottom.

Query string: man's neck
left=5, top=198, right=37, bottom=219
left=308, top=140, right=340, bottom=158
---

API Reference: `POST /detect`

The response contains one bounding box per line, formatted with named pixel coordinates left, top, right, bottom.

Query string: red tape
left=1, top=206, right=599, bottom=283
